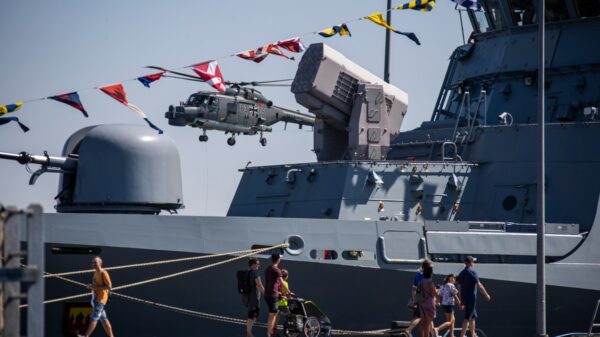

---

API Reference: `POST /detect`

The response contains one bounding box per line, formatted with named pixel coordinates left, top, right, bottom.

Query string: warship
left=2, top=0, right=600, bottom=336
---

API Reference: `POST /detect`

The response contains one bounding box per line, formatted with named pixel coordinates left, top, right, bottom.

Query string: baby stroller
left=281, top=297, right=331, bottom=337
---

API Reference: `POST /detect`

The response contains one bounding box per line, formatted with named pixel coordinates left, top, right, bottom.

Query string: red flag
left=236, top=44, right=293, bottom=63
left=264, top=44, right=293, bottom=60
left=99, top=83, right=163, bottom=134
left=192, top=61, right=226, bottom=92
left=236, top=49, right=268, bottom=63
left=100, top=83, right=129, bottom=105
left=137, top=72, right=165, bottom=88
left=276, top=37, right=306, bottom=53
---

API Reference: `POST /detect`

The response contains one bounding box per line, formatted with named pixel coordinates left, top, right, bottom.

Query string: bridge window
left=471, top=10, right=492, bottom=32
left=485, top=0, right=508, bottom=29
left=509, top=0, right=537, bottom=25
left=575, top=0, right=600, bottom=17
left=546, top=0, right=570, bottom=21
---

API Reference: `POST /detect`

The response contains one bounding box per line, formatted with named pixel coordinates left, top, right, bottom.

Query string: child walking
left=436, top=274, right=461, bottom=337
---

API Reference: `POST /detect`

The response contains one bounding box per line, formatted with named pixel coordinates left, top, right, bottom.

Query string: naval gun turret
left=0, top=124, right=184, bottom=214
left=292, top=43, right=409, bottom=161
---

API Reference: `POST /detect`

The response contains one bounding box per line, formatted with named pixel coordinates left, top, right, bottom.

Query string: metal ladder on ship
left=589, top=299, right=600, bottom=337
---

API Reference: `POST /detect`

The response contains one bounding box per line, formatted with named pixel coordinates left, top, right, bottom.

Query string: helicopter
left=153, top=66, right=315, bottom=146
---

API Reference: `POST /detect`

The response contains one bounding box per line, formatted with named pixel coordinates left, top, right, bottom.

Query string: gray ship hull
left=43, top=245, right=599, bottom=337
left=28, top=203, right=600, bottom=337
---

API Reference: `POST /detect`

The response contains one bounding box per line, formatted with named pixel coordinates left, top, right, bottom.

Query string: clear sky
left=0, top=0, right=467, bottom=215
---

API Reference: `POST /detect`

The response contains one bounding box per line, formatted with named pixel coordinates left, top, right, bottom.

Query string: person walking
left=79, top=256, right=115, bottom=337
left=245, top=258, right=265, bottom=337
left=404, top=259, right=432, bottom=337
left=418, top=264, right=439, bottom=337
left=264, top=253, right=284, bottom=337
left=457, top=256, right=491, bottom=337
left=436, top=274, right=461, bottom=337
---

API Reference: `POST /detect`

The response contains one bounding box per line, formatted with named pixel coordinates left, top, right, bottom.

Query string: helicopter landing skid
left=259, top=132, right=267, bottom=147
left=199, top=130, right=208, bottom=142
left=227, top=136, right=236, bottom=146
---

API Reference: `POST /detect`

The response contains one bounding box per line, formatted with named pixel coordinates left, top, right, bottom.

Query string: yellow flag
left=319, top=24, right=352, bottom=38
left=0, top=102, right=23, bottom=116
left=364, top=12, right=421, bottom=45
left=364, top=13, right=398, bottom=33
left=396, top=0, right=436, bottom=12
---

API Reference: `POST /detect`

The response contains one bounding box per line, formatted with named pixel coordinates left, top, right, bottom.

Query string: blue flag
left=0, top=117, right=29, bottom=132
left=137, top=72, right=165, bottom=88
left=452, top=0, right=482, bottom=10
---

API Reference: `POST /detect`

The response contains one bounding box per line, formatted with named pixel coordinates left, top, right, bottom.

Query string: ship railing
left=589, top=299, right=600, bottom=336
left=442, top=141, right=463, bottom=162
left=446, top=88, right=485, bottom=162
left=451, top=90, right=470, bottom=144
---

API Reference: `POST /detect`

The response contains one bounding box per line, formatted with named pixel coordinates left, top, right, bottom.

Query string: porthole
left=285, top=235, right=304, bottom=256
left=342, top=250, right=375, bottom=261
left=502, top=195, right=518, bottom=211
left=309, top=249, right=338, bottom=260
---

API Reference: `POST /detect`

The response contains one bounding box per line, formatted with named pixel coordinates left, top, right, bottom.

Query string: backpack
left=236, top=270, right=252, bottom=295
left=414, top=279, right=427, bottom=304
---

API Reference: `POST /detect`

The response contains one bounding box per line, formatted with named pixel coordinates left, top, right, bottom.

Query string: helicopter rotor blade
left=147, top=67, right=292, bottom=87
left=146, top=66, right=206, bottom=81
left=163, top=75, right=205, bottom=82
left=247, top=83, right=291, bottom=87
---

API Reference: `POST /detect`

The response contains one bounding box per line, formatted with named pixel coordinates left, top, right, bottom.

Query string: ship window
left=546, top=0, right=570, bottom=21
left=471, top=10, right=492, bottom=32
left=51, top=246, right=102, bottom=255
left=502, top=195, right=518, bottom=211
left=309, top=249, right=338, bottom=260
left=342, top=250, right=375, bottom=261
left=575, top=0, right=600, bottom=17
left=509, top=0, right=537, bottom=25
left=485, top=0, right=508, bottom=29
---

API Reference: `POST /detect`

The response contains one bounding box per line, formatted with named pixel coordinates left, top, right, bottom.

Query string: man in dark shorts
left=264, top=253, right=284, bottom=337
left=246, top=258, right=265, bottom=337
left=457, top=256, right=491, bottom=337
left=404, top=259, right=432, bottom=337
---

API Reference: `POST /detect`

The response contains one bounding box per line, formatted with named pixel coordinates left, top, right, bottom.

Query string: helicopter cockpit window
left=189, top=94, right=209, bottom=106
left=574, top=0, right=599, bottom=17
left=545, top=0, right=569, bottom=21
left=509, top=0, right=537, bottom=25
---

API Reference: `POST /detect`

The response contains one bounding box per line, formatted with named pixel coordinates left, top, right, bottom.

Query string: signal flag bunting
left=99, top=83, right=163, bottom=134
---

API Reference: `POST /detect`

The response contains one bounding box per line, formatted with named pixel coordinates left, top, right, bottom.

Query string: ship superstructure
left=2, top=0, right=600, bottom=336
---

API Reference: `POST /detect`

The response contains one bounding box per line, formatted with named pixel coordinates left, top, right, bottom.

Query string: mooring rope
left=21, top=243, right=287, bottom=307
left=34, top=271, right=394, bottom=335
left=44, top=246, right=281, bottom=278
left=22, top=241, right=397, bottom=336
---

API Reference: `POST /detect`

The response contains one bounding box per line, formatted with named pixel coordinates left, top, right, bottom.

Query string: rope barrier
left=45, top=246, right=284, bottom=278
left=23, top=243, right=287, bottom=307
left=21, top=242, right=398, bottom=336
left=34, top=272, right=394, bottom=335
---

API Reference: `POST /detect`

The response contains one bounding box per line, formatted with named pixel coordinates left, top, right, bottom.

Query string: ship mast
left=536, top=0, right=547, bottom=334
left=384, top=0, right=392, bottom=83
